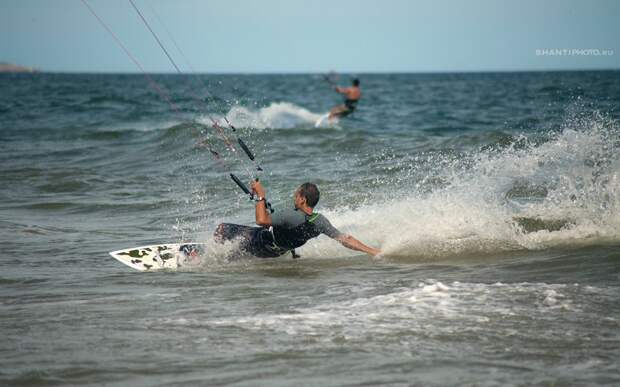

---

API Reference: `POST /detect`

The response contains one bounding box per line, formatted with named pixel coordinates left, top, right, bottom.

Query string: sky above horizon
left=1, top=0, right=619, bottom=73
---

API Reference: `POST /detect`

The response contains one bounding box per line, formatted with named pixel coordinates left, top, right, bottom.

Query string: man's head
left=295, top=182, right=320, bottom=209
left=352, top=78, right=360, bottom=87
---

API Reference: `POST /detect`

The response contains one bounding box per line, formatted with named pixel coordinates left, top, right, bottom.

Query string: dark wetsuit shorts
left=345, top=99, right=358, bottom=110
left=340, top=99, right=358, bottom=117
left=215, top=223, right=283, bottom=258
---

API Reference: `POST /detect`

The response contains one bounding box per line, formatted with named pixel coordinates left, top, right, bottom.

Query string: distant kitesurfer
left=214, top=181, right=381, bottom=258
left=328, top=78, right=361, bottom=120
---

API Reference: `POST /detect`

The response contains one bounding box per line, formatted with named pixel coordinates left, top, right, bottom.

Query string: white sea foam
left=297, top=112, right=620, bottom=259
left=200, top=102, right=333, bottom=129
left=204, top=281, right=582, bottom=338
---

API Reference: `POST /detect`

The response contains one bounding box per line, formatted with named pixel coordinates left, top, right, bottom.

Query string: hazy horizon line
left=4, top=67, right=619, bottom=76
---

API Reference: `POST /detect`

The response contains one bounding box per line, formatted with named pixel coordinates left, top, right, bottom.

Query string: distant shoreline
left=3, top=68, right=617, bottom=76
left=0, top=62, right=39, bottom=73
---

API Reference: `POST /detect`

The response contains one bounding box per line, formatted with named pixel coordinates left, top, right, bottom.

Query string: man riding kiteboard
left=214, top=181, right=381, bottom=258
left=328, top=78, right=361, bottom=120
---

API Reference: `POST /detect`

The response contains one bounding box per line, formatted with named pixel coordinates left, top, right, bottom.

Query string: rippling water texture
left=1, top=71, right=620, bottom=386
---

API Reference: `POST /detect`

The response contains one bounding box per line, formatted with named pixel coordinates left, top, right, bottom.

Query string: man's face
left=294, top=190, right=305, bottom=209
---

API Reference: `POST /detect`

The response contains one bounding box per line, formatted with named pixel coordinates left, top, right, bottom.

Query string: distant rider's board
left=314, top=113, right=331, bottom=128
left=109, top=243, right=205, bottom=271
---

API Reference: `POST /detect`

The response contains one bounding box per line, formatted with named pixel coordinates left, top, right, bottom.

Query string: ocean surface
left=1, top=71, right=620, bottom=386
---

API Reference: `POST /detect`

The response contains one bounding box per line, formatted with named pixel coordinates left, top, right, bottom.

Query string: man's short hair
left=298, top=183, right=320, bottom=207
left=352, top=78, right=360, bottom=86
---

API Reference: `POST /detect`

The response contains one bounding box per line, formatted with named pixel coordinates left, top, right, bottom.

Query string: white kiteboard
left=314, top=113, right=331, bottom=128
left=109, top=243, right=205, bottom=271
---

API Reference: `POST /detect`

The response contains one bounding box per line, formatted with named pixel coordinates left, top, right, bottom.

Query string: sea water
left=1, top=71, right=619, bottom=386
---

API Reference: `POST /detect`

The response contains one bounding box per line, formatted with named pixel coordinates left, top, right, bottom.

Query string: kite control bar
left=230, top=173, right=274, bottom=213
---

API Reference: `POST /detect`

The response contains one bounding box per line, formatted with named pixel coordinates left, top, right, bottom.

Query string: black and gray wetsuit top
left=269, top=208, right=343, bottom=253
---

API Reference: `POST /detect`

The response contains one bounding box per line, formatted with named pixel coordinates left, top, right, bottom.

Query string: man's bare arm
left=251, top=181, right=272, bottom=226
left=335, top=234, right=381, bottom=256
left=254, top=199, right=272, bottom=226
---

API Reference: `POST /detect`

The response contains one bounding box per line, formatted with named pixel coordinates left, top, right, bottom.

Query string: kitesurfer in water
left=328, top=78, right=361, bottom=120
left=214, top=181, right=381, bottom=258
